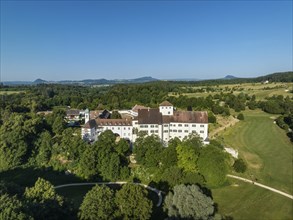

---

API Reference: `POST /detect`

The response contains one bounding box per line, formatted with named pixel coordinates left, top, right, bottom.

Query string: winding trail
left=227, top=174, right=293, bottom=200
left=54, top=182, right=163, bottom=207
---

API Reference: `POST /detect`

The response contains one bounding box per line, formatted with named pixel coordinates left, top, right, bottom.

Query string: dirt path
left=210, top=116, right=239, bottom=138
left=54, top=182, right=163, bottom=207
left=227, top=174, right=293, bottom=200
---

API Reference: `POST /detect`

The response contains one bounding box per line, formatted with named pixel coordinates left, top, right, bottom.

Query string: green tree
left=233, top=158, right=247, bottom=173
left=24, top=178, right=72, bottom=220
left=79, top=185, right=116, bottom=220
left=134, top=135, right=164, bottom=168
left=176, top=144, right=198, bottom=173
left=164, top=184, right=216, bottom=220
left=0, top=194, right=33, bottom=220
left=115, top=184, right=152, bottom=220
left=198, top=146, right=229, bottom=187
left=36, top=131, right=53, bottom=166
left=111, top=110, right=122, bottom=119
left=78, top=146, right=99, bottom=180
left=237, top=113, right=245, bottom=120
left=52, top=116, right=66, bottom=135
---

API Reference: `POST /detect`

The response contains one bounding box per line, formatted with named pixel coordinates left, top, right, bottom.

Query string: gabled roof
left=66, top=109, right=80, bottom=116
left=131, top=104, right=148, bottom=113
left=96, top=118, right=132, bottom=126
left=138, top=108, right=162, bottom=124
left=84, top=119, right=97, bottom=129
left=159, top=101, right=173, bottom=106
left=163, top=111, right=208, bottom=124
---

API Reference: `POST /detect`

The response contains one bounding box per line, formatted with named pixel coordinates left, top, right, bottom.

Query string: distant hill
left=33, top=78, right=47, bottom=84
left=2, top=71, right=292, bottom=85
left=2, top=76, right=159, bottom=85
left=223, top=75, right=237, bottom=80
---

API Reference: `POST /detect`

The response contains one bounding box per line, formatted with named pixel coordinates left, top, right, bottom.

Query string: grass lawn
left=168, top=82, right=293, bottom=100
left=213, top=109, right=293, bottom=220
left=212, top=179, right=293, bottom=220
left=0, top=90, right=26, bottom=94
left=221, top=110, right=292, bottom=194
left=56, top=185, right=94, bottom=208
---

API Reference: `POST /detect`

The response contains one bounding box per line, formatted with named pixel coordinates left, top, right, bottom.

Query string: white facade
left=82, top=102, right=209, bottom=144
left=159, top=105, right=174, bottom=116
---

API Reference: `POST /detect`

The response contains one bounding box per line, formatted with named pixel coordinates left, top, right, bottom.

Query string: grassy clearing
left=0, top=167, right=85, bottom=187
left=168, top=82, right=293, bottom=100
left=212, top=179, right=293, bottom=220
left=0, top=90, right=26, bottom=94
left=212, top=109, right=293, bottom=220
left=221, top=110, right=292, bottom=194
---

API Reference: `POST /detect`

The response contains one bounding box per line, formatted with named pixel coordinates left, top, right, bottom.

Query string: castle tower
left=159, top=101, right=174, bottom=116
left=85, top=108, right=90, bottom=123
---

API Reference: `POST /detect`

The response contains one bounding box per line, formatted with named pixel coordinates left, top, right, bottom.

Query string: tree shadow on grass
left=0, top=166, right=85, bottom=187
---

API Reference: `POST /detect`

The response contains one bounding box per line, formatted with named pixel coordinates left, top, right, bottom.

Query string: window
left=192, top=125, right=196, bottom=127
left=155, top=130, right=158, bottom=133
left=112, top=127, right=114, bottom=130
left=184, top=130, right=188, bottom=133
left=155, top=125, right=158, bottom=128
left=124, top=127, right=126, bottom=130
left=178, top=124, right=182, bottom=127
left=200, top=130, right=204, bottom=133
left=150, top=125, right=154, bottom=128
left=168, top=112, right=170, bottom=114
left=173, top=130, right=177, bottom=132
left=150, top=130, right=155, bottom=133
left=178, top=130, right=182, bottom=133
left=184, top=124, right=188, bottom=127
left=118, top=127, right=120, bottom=130
left=200, top=125, right=204, bottom=127
left=128, top=127, right=130, bottom=130
left=164, top=130, right=168, bottom=133
left=164, top=124, right=168, bottom=127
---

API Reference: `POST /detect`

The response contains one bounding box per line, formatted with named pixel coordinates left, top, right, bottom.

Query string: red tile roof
left=96, top=118, right=132, bottom=126
left=138, top=108, right=163, bottom=124
left=166, top=111, right=208, bottom=124
left=131, top=104, right=148, bottom=113
left=159, top=101, right=173, bottom=106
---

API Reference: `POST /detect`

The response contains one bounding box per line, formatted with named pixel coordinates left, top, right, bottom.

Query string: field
left=169, top=82, right=293, bottom=100
left=212, top=110, right=293, bottom=220
left=0, top=90, right=26, bottom=95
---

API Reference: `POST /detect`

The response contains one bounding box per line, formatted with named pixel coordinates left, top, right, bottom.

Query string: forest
left=0, top=71, right=292, bottom=219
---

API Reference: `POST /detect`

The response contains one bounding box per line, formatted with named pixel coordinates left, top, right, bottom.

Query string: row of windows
left=161, top=106, right=172, bottom=109
left=108, top=127, right=131, bottom=130
left=139, top=125, right=158, bottom=128
left=150, top=130, right=158, bottom=133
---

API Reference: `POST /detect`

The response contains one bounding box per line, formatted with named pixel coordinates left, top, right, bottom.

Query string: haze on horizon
left=0, top=1, right=292, bottom=81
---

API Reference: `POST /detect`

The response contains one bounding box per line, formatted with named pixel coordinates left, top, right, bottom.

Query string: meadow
left=169, top=82, right=293, bottom=100
left=212, top=110, right=293, bottom=220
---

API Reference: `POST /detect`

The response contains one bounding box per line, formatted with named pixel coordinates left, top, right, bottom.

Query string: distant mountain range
left=2, top=71, right=292, bottom=85
left=2, top=76, right=159, bottom=85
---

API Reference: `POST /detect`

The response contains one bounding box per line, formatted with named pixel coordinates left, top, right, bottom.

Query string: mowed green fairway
left=212, top=110, right=293, bottom=220
left=212, top=179, right=293, bottom=220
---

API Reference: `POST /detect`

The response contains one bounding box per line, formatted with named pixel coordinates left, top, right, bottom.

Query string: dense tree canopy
left=164, top=184, right=217, bottom=220
left=79, top=185, right=116, bottom=220
left=115, top=184, right=153, bottom=220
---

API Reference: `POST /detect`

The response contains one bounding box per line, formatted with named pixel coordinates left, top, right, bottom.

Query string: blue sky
left=1, top=0, right=292, bottom=81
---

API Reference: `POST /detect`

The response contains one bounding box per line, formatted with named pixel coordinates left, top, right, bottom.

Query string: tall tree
left=198, top=145, right=229, bottom=187
left=24, top=178, right=72, bottom=220
left=79, top=185, right=116, bottom=220
left=115, top=184, right=152, bottom=220
left=164, top=184, right=217, bottom=220
left=0, top=194, right=33, bottom=220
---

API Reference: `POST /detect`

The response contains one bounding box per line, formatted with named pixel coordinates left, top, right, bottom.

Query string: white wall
left=159, top=106, right=173, bottom=116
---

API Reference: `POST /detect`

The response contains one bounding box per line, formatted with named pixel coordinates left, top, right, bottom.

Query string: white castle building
left=81, top=101, right=209, bottom=144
